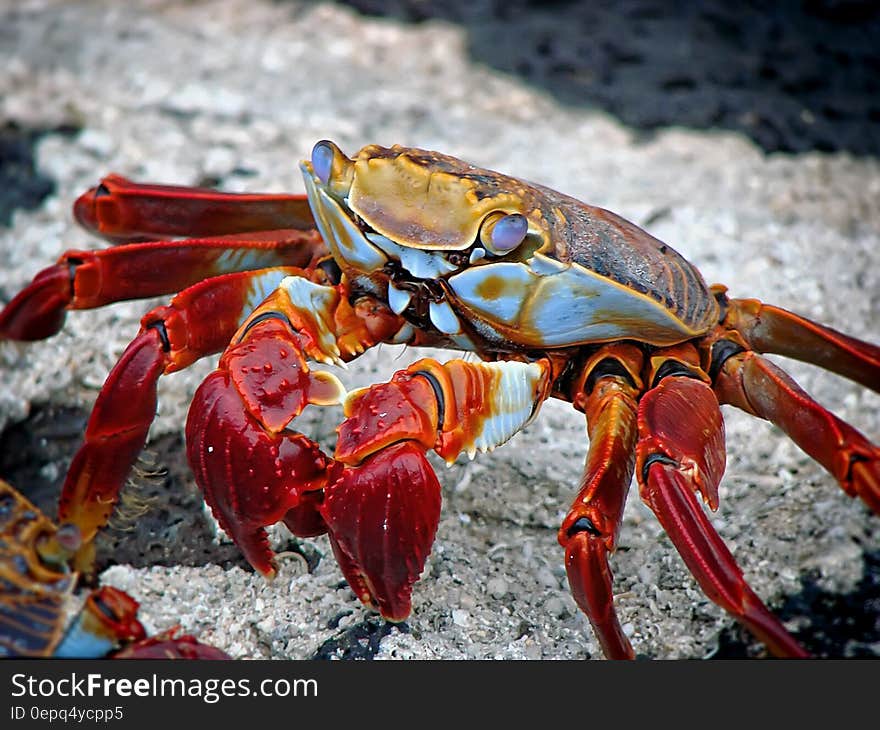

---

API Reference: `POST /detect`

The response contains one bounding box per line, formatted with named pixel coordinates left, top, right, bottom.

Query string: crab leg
left=558, top=345, right=643, bottom=660
left=57, top=266, right=304, bottom=570
left=53, top=586, right=146, bottom=658
left=185, top=276, right=403, bottom=578
left=331, top=357, right=553, bottom=621
left=0, top=230, right=327, bottom=341
left=714, top=350, right=880, bottom=514
left=74, top=174, right=315, bottom=244
left=636, top=375, right=809, bottom=658
left=721, top=292, right=880, bottom=393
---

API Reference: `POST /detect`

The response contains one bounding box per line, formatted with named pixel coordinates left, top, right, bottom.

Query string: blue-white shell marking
left=52, top=615, right=116, bottom=659
left=448, top=253, right=701, bottom=347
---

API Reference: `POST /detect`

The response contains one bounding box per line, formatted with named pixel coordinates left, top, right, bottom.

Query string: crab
left=1, top=140, right=878, bottom=659
left=0, top=478, right=229, bottom=659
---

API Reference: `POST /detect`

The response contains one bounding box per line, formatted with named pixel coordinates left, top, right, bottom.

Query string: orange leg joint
left=559, top=344, right=642, bottom=660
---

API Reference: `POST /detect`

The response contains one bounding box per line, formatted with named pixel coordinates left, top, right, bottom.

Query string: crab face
left=301, top=140, right=564, bottom=347
left=301, top=141, right=715, bottom=350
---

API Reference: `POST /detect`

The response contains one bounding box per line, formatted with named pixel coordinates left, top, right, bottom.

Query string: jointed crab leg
left=74, top=174, right=315, bottom=244
left=714, top=350, right=880, bottom=514
left=0, top=230, right=327, bottom=341
left=721, top=292, right=880, bottom=394
left=558, top=345, right=643, bottom=660
left=636, top=375, right=809, bottom=658
left=57, top=266, right=305, bottom=569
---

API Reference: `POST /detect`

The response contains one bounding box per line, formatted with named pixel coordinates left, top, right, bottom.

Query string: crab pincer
left=322, top=442, right=441, bottom=621
left=185, top=314, right=347, bottom=577
left=330, top=359, right=551, bottom=620
left=184, top=271, right=447, bottom=619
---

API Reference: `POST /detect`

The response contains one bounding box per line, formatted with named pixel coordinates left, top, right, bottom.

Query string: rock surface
left=0, top=0, right=878, bottom=659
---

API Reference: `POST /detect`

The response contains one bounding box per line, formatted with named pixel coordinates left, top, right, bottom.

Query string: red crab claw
left=329, top=370, right=448, bottom=621
left=321, top=441, right=442, bottom=622
left=112, top=628, right=232, bottom=659
left=329, top=357, right=553, bottom=622
left=186, top=317, right=346, bottom=578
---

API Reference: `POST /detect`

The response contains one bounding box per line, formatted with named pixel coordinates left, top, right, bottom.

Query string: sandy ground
left=1, top=0, right=878, bottom=660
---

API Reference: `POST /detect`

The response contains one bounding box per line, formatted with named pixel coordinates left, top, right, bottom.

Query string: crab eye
left=480, top=213, right=528, bottom=255
left=311, top=140, right=335, bottom=184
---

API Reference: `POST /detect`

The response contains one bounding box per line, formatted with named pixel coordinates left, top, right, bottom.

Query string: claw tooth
left=307, top=371, right=347, bottom=406
left=391, top=322, right=415, bottom=344
left=429, top=299, right=462, bottom=335
left=387, top=283, right=413, bottom=315
left=469, top=247, right=487, bottom=264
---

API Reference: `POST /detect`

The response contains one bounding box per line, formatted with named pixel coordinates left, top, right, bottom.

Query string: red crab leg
left=74, top=174, right=315, bottom=244
left=57, top=266, right=304, bottom=570
left=558, top=345, right=643, bottom=660
left=185, top=278, right=403, bottom=579
left=0, top=230, right=327, bottom=341
left=111, top=628, right=232, bottom=659
left=636, top=374, right=809, bottom=658
left=714, top=349, right=880, bottom=514
left=53, top=586, right=146, bottom=658
left=332, top=357, right=553, bottom=621
left=721, top=291, right=880, bottom=393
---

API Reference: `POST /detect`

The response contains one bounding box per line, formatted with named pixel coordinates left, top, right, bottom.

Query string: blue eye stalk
left=480, top=212, right=528, bottom=255
left=311, top=140, right=335, bottom=184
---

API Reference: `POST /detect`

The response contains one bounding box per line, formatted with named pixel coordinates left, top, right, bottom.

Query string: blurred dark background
left=336, top=0, right=880, bottom=156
